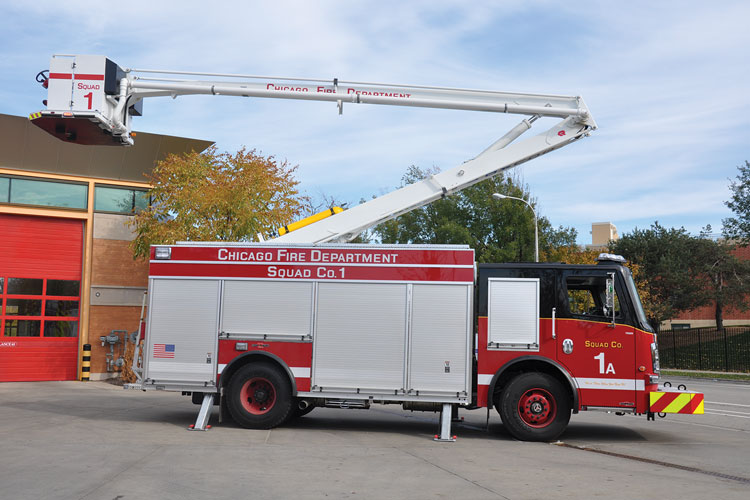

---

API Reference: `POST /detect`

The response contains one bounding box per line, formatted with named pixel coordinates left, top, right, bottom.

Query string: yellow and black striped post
left=81, top=344, right=91, bottom=381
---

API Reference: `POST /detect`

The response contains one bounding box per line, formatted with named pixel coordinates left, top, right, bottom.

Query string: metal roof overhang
left=0, top=113, right=214, bottom=183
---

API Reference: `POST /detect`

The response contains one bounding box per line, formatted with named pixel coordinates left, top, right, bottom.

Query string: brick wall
left=92, top=239, right=148, bottom=287
left=88, top=214, right=148, bottom=379
left=87, top=306, right=144, bottom=375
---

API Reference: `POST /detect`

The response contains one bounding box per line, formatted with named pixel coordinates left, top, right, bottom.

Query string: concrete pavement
left=1, top=380, right=747, bottom=500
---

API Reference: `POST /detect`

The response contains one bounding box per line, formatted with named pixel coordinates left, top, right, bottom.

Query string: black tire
left=497, top=372, right=571, bottom=442
left=227, top=363, right=293, bottom=429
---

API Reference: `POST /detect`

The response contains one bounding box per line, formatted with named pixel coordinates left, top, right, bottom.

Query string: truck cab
left=475, top=255, right=659, bottom=440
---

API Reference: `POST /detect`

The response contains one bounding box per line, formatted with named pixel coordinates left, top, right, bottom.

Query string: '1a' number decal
left=594, top=352, right=616, bottom=374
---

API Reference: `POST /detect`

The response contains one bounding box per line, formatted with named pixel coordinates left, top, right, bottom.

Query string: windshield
left=623, top=268, right=653, bottom=332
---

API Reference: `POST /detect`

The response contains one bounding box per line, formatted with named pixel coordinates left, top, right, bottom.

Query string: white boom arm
left=31, top=54, right=596, bottom=243
left=273, top=112, right=591, bottom=243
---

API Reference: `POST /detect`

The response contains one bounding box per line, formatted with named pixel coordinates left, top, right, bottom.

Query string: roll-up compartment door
left=408, top=284, right=471, bottom=395
left=145, top=279, right=220, bottom=385
left=488, top=278, right=539, bottom=349
left=222, top=280, right=313, bottom=339
left=313, top=282, right=407, bottom=392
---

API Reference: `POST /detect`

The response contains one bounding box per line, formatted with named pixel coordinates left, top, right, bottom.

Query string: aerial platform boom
left=30, top=54, right=596, bottom=241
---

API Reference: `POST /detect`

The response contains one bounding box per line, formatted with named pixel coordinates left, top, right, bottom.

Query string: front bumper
left=649, top=385, right=704, bottom=414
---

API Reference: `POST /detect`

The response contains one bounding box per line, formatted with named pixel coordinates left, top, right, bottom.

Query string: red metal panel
left=150, top=262, right=474, bottom=283
left=152, top=245, right=476, bottom=266
left=150, top=245, right=475, bottom=283
left=0, top=214, right=83, bottom=382
left=218, top=340, right=313, bottom=391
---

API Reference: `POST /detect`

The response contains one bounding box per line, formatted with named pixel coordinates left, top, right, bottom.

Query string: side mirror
left=606, top=274, right=616, bottom=328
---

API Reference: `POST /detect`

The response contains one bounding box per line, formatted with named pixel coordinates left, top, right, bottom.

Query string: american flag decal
left=153, top=343, right=175, bottom=359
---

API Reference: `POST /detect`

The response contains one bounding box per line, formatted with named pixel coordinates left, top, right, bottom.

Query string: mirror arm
left=607, top=272, right=616, bottom=328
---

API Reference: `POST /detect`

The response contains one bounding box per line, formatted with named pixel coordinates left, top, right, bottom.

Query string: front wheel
left=227, top=363, right=293, bottom=429
left=498, top=372, right=571, bottom=441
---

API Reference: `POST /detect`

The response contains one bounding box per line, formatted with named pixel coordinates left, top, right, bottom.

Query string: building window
left=94, top=185, right=150, bottom=214
left=0, top=177, right=8, bottom=203
left=0, top=175, right=87, bottom=209
left=1, top=277, right=80, bottom=338
left=7, top=278, right=43, bottom=295
left=47, top=279, right=80, bottom=297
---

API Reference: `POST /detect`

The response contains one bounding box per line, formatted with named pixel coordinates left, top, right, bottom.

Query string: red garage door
left=0, top=214, right=83, bottom=382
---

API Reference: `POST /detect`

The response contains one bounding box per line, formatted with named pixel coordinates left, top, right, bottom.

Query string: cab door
left=555, top=270, right=637, bottom=409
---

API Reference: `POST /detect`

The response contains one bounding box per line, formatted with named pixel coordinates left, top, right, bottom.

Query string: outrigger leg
left=434, top=403, right=457, bottom=442
left=188, top=393, right=215, bottom=431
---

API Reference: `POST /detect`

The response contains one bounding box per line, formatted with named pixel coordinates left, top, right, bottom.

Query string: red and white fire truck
left=30, top=55, right=704, bottom=441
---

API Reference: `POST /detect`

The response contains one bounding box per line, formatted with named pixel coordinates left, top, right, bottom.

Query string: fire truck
left=30, top=55, right=704, bottom=441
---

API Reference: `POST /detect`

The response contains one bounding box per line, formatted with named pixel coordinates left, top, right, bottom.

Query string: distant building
left=586, top=221, right=619, bottom=251
left=0, top=113, right=212, bottom=382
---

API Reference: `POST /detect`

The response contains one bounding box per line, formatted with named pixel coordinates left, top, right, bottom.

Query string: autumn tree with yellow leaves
left=130, top=146, right=304, bottom=259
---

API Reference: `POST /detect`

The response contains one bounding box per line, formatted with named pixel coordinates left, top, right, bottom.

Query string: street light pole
left=492, top=192, right=538, bottom=262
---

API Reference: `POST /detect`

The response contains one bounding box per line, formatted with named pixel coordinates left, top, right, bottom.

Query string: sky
left=1, top=1, right=748, bottom=244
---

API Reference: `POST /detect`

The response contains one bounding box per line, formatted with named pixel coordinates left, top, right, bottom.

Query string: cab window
left=565, top=275, right=621, bottom=319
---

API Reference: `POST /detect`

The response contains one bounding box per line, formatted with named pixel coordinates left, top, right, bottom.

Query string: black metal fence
left=658, top=326, right=750, bottom=372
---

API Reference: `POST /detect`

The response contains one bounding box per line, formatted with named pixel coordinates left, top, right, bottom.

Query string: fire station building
left=0, top=113, right=211, bottom=382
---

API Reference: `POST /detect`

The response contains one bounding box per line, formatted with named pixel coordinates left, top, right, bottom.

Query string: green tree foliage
left=611, top=222, right=750, bottom=330
left=373, top=166, right=577, bottom=263
left=611, top=222, right=705, bottom=327
left=130, top=146, right=304, bottom=259
left=723, top=160, right=750, bottom=244
left=691, top=231, right=750, bottom=332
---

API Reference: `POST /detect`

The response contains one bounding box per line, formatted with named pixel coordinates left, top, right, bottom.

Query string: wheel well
left=220, top=352, right=298, bottom=396
left=490, top=358, right=578, bottom=413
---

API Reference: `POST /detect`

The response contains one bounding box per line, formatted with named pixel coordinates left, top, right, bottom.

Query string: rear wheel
left=227, top=363, right=292, bottom=429
left=498, top=372, right=571, bottom=441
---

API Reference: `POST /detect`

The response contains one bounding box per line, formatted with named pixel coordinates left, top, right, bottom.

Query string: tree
left=130, top=146, right=304, bottom=259
left=691, top=233, right=750, bottom=332
left=542, top=244, right=599, bottom=265
left=611, top=222, right=750, bottom=330
left=610, top=222, right=707, bottom=327
left=723, top=160, right=750, bottom=244
left=373, top=165, right=577, bottom=263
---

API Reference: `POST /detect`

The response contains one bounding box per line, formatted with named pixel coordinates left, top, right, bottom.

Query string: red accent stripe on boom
left=48, top=73, right=104, bottom=80
left=74, top=73, right=105, bottom=80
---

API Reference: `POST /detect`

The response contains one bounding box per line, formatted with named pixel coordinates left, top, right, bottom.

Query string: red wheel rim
left=239, top=377, right=276, bottom=415
left=518, top=387, right=557, bottom=428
